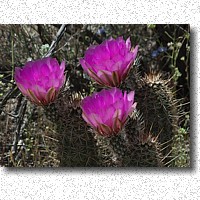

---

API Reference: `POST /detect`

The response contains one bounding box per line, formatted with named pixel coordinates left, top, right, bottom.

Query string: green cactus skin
left=44, top=68, right=188, bottom=167
left=123, top=69, right=179, bottom=145
left=137, top=73, right=177, bottom=143
left=124, top=110, right=165, bottom=167
left=94, top=129, right=130, bottom=167
left=128, top=137, right=165, bottom=167
left=92, top=110, right=165, bottom=167
left=121, top=67, right=186, bottom=166
left=45, top=91, right=99, bottom=167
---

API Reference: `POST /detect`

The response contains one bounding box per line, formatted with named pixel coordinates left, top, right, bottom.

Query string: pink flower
left=81, top=88, right=136, bottom=136
left=80, top=36, right=138, bottom=87
left=14, top=57, right=66, bottom=106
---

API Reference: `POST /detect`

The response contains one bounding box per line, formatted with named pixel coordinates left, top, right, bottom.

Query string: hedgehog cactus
left=0, top=24, right=190, bottom=168
left=132, top=71, right=178, bottom=145
left=42, top=36, right=189, bottom=167
left=45, top=91, right=99, bottom=167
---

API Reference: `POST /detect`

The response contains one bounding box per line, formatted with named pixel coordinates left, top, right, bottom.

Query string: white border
left=0, top=0, right=199, bottom=199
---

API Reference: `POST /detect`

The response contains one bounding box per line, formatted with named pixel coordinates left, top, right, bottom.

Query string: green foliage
left=147, top=24, right=156, bottom=29
left=39, top=44, right=50, bottom=57
left=171, top=127, right=190, bottom=167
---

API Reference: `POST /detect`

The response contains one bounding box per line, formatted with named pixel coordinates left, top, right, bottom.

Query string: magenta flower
left=81, top=88, right=136, bottom=137
left=80, top=36, right=138, bottom=87
left=14, top=57, right=66, bottom=106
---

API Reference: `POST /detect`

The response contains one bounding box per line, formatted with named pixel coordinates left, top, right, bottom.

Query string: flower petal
left=81, top=88, right=136, bottom=137
left=97, top=124, right=112, bottom=136
left=14, top=57, right=65, bottom=106
left=79, top=36, right=138, bottom=87
left=97, top=70, right=114, bottom=86
left=126, top=37, right=131, bottom=50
